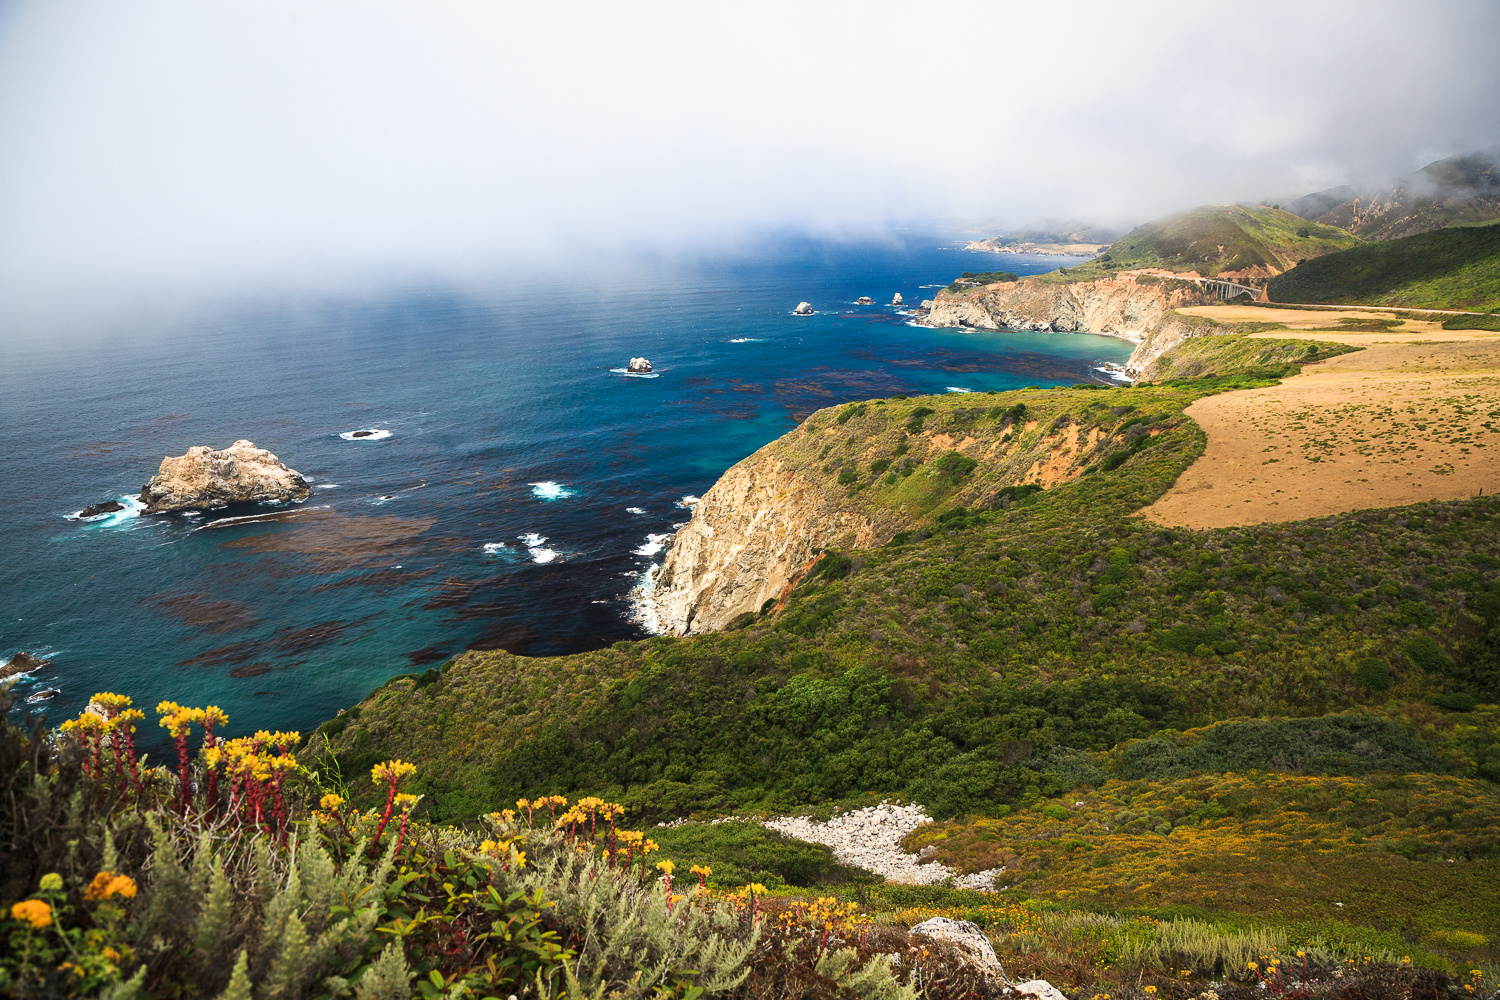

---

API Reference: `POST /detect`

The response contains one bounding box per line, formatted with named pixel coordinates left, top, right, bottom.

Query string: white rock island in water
left=627, top=357, right=654, bottom=373
left=139, top=440, right=312, bottom=512
left=793, top=301, right=813, bottom=315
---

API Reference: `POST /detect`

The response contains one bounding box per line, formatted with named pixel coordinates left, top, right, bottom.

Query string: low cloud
left=0, top=0, right=1496, bottom=311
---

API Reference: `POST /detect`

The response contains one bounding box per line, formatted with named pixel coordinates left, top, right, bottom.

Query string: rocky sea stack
left=627, top=357, right=653, bottom=373
left=139, top=440, right=312, bottom=513
left=793, top=301, right=813, bottom=315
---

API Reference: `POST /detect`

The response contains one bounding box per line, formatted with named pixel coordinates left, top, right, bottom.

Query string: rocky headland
left=920, top=271, right=1212, bottom=343
left=646, top=391, right=1122, bottom=633
left=139, top=440, right=312, bottom=513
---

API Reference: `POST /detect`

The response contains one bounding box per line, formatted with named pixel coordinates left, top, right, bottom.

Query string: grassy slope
left=1039, top=205, right=1360, bottom=282
left=1268, top=221, right=1500, bottom=311
left=309, top=337, right=1500, bottom=954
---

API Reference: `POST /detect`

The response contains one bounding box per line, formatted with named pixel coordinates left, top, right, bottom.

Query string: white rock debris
left=762, top=801, right=1003, bottom=890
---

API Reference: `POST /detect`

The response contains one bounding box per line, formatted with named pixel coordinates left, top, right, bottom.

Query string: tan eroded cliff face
left=647, top=394, right=1124, bottom=634
left=649, top=448, right=885, bottom=634
left=140, top=439, right=312, bottom=512
left=924, top=274, right=1210, bottom=342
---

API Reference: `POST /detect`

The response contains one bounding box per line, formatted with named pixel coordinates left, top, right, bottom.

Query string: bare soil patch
left=1141, top=333, right=1500, bottom=528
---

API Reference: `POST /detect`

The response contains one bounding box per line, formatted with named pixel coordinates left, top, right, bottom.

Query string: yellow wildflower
left=371, top=760, right=417, bottom=784
left=320, top=793, right=346, bottom=811
left=656, top=859, right=675, bottom=875
left=395, top=793, right=420, bottom=812
left=10, top=899, right=51, bottom=929
left=39, top=873, right=63, bottom=892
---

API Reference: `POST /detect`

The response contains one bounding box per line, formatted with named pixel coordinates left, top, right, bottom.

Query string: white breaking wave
left=626, top=563, right=666, bottom=635
left=518, top=532, right=560, bottom=564
left=675, top=495, right=701, bottom=509
left=316, top=484, right=343, bottom=489
left=626, top=507, right=647, bottom=515
left=1093, top=366, right=1134, bottom=383
left=482, top=542, right=508, bottom=554
left=945, top=386, right=974, bottom=393
left=632, top=532, right=672, bottom=557
left=609, top=368, right=661, bottom=378
left=71, top=496, right=147, bottom=527
left=530, top=481, right=576, bottom=500
left=340, top=428, right=393, bottom=441
left=728, top=338, right=763, bottom=343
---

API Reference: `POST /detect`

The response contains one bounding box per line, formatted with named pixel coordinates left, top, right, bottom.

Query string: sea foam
left=626, top=507, right=647, bottom=514
left=72, top=497, right=146, bottom=527
left=340, top=428, right=393, bottom=441
left=633, top=532, right=672, bottom=558
left=482, top=542, right=509, bottom=554
left=945, top=386, right=974, bottom=393
left=609, top=368, right=660, bottom=378
left=530, top=481, right=576, bottom=500
left=675, top=495, right=701, bottom=509
left=519, top=532, right=560, bottom=564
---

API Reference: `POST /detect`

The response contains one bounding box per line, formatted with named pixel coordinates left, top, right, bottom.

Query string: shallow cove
left=0, top=234, right=1130, bottom=744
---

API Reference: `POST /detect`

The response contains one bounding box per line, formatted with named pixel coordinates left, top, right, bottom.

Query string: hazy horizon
left=1, top=1, right=1497, bottom=320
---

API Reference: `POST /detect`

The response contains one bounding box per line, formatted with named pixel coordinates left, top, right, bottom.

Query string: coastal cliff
left=922, top=273, right=1212, bottom=342
left=647, top=391, right=1129, bottom=633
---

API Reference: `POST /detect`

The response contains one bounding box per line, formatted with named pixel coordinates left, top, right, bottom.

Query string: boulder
left=908, top=917, right=1007, bottom=979
left=1012, top=981, right=1069, bottom=1000
left=78, top=501, right=125, bottom=518
left=1, top=652, right=47, bottom=680
left=627, top=357, right=654, bottom=373
left=793, top=301, right=814, bottom=315
left=891, top=292, right=904, bottom=305
left=139, top=440, right=312, bottom=513
left=856, top=296, right=874, bottom=305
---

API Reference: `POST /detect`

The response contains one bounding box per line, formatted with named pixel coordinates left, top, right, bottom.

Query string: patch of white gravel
left=762, top=801, right=1003, bottom=891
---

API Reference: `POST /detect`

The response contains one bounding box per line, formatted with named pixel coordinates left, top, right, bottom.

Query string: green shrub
left=869, top=458, right=892, bottom=475
left=1118, top=715, right=1441, bottom=780
left=651, top=821, right=878, bottom=891
left=905, top=406, right=935, bottom=434
left=1434, top=692, right=1478, bottom=712
left=1355, top=658, right=1391, bottom=692
left=837, top=468, right=858, bottom=485
left=931, top=451, right=978, bottom=481
left=1402, top=635, right=1450, bottom=672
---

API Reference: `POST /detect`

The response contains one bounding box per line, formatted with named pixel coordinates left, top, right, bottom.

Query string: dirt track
left=1140, top=308, right=1500, bottom=529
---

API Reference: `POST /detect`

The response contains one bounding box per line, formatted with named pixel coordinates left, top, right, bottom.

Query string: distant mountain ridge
left=1286, top=149, right=1500, bottom=241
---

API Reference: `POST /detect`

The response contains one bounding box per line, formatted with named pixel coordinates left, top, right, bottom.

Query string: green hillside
left=1052, top=204, right=1360, bottom=280
left=310, top=338, right=1500, bottom=965
left=1268, top=221, right=1500, bottom=311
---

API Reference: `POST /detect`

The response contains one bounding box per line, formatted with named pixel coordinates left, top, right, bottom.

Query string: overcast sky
left=1, top=0, right=1497, bottom=307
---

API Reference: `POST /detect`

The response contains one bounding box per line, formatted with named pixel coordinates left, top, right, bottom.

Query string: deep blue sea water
left=0, top=233, right=1131, bottom=751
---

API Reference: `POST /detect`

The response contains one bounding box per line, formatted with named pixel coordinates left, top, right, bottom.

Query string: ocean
left=0, top=233, right=1132, bottom=752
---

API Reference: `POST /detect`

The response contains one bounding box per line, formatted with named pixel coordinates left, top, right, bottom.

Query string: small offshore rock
left=891, top=292, right=904, bottom=305
left=1, top=652, right=48, bottom=680
left=139, top=440, right=312, bottom=513
left=909, top=917, right=1006, bottom=978
left=78, top=501, right=125, bottom=518
left=627, top=357, right=654, bottom=373
left=26, top=689, right=60, bottom=704
left=351, top=430, right=376, bottom=438
left=856, top=295, right=874, bottom=305
left=793, top=301, right=814, bottom=315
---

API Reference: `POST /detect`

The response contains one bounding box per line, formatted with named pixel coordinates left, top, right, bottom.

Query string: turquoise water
left=0, top=233, right=1131, bottom=749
